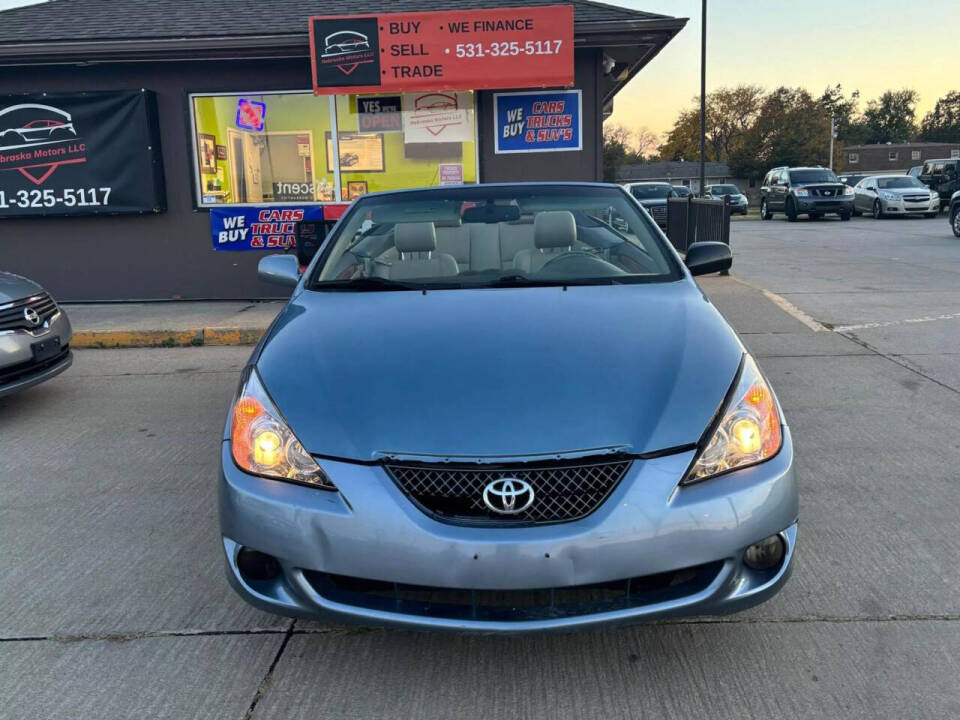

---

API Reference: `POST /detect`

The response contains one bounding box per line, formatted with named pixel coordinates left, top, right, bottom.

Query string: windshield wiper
left=491, top=274, right=621, bottom=287
left=312, top=276, right=420, bottom=291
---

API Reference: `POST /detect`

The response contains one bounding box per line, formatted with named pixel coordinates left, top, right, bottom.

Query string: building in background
left=0, top=0, right=684, bottom=301
left=841, top=142, right=960, bottom=174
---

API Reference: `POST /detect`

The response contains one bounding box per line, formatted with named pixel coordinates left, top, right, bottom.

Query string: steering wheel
left=538, top=250, right=626, bottom=276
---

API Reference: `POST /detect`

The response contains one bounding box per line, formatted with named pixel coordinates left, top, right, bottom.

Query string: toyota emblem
left=23, top=307, right=41, bottom=327
left=482, top=478, right=535, bottom=515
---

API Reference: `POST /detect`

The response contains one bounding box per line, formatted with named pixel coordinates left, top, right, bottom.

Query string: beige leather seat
left=388, top=222, right=459, bottom=280
left=512, top=211, right=577, bottom=274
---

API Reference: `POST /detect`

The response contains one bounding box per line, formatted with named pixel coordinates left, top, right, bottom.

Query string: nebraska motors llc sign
left=0, top=90, right=165, bottom=217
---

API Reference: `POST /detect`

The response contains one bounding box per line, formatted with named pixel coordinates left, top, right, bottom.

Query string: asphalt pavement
left=2, top=214, right=959, bottom=719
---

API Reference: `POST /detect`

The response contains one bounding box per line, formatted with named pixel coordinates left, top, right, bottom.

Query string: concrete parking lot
left=2, top=215, right=959, bottom=719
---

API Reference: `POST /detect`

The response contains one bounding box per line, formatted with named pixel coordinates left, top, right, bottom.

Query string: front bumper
left=880, top=197, right=940, bottom=214
left=0, top=310, right=73, bottom=398
left=796, top=197, right=853, bottom=214
left=220, top=430, right=798, bottom=633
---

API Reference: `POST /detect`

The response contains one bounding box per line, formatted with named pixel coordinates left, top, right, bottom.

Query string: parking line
left=834, top=312, right=960, bottom=333
left=728, top=276, right=829, bottom=332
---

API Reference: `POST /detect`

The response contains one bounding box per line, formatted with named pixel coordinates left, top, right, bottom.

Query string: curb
left=71, top=326, right=267, bottom=349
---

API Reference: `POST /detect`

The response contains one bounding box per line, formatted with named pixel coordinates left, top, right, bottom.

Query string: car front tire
left=952, top=208, right=960, bottom=238
left=760, top=198, right=772, bottom=220
left=873, top=199, right=885, bottom=219
left=785, top=197, right=798, bottom=222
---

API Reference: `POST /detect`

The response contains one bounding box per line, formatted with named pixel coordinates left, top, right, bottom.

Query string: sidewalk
left=63, top=301, right=284, bottom=348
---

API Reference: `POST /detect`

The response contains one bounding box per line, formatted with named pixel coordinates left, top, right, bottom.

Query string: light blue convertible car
left=219, top=183, right=797, bottom=633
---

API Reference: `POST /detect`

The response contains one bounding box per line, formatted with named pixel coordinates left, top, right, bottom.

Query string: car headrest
left=394, top=222, right=437, bottom=253
left=534, top=211, right=576, bottom=249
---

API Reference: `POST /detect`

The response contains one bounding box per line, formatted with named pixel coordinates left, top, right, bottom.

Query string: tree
left=602, top=124, right=652, bottom=181
left=659, top=85, right=764, bottom=164
left=735, top=87, right=830, bottom=176
left=818, top=85, right=868, bottom=164
left=862, top=89, right=918, bottom=144
left=920, top=91, right=960, bottom=142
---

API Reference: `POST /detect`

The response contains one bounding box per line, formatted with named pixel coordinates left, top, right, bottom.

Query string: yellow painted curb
left=71, top=327, right=266, bottom=349
left=203, top=327, right=266, bottom=346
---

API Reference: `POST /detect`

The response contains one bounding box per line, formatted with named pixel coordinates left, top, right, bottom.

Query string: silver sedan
left=0, top=271, right=72, bottom=397
left=853, top=175, right=940, bottom=219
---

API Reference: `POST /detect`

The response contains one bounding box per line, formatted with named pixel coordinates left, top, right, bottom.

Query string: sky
left=606, top=0, right=960, bottom=140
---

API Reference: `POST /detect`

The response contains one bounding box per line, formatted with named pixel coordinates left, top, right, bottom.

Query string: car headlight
left=931, top=192, right=939, bottom=201
left=230, top=368, right=336, bottom=490
left=683, top=355, right=783, bottom=484
left=843, top=185, right=855, bottom=196
left=794, top=188, right=809, bottom=197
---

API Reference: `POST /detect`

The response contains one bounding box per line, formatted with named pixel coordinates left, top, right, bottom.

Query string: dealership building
left=0, top=0, right=684, bottom=301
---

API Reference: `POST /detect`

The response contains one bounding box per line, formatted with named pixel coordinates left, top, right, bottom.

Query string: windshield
left=309, top=185, right=681, bottom=290
left=789, top=169, right=839, bottom=184
left=877, top=176, right=925, bottom=189
left=629, top=184, right=673, bottom=199
left=709, top=185, right=740, bottom=195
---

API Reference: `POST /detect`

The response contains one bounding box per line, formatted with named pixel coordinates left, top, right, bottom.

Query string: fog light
left=236, top=547, right=281, bottom=581
left=743, top=535, right=785, bottom=571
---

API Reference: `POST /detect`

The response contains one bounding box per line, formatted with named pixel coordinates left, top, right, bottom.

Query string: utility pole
left=829, top=115, right=835, bottom=170
left=699, top=0, right=707, bottom=196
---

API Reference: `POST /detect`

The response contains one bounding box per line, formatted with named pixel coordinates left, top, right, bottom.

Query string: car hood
left=255, top=282, right=744, bottom=462
left=0, top=271, right=42, bottom=304
left=880, top=186, right=931, bottom=195
left=637, top=198, right=668, bottom=207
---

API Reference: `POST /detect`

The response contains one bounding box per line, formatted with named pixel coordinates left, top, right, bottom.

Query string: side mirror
left=685, top=241, right=732, bottom=277
left=258, top=254, right=301, bottom=287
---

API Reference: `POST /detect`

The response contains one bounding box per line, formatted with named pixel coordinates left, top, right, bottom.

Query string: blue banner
left=493, top=90, right=582, bottom=154
left=210, top=205, right=324, bottom=251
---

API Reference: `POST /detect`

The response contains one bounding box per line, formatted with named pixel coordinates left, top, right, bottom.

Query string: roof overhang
left=0, top=17, right=687, bottom=109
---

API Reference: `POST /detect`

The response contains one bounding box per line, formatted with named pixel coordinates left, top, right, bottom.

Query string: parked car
left=949, top=190, right=960, bottom=238
left=220, top=182, right=797, bottom=633
left=622, top=181, right=676, bottom=228
left=0, top=271, right=72, bottom=398
left=705, top=183, right=748, bottom=215
left=760, top=166, right=854, bottom=221
left=907, top=165, right=923, bottom=179
left=838, top=173, right=869, bottom=187
left=918, top=158, right=959, bottom=211
left=853, top=175, right=940, bottom=219
left=672, top=185, right=692, bottom=198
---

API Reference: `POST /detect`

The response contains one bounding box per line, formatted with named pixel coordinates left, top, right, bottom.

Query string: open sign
left=236, top=98, right=266, bottom=131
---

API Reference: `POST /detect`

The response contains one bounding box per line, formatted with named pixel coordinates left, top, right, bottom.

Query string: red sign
left=309, top=5, right=574, bottom=95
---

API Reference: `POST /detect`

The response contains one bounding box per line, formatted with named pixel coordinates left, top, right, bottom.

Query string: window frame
left=848, top=153, right=859, bottom=164
left=888, top=151, right=899, bottom=162
left=186, top=88, right=481, bottom=210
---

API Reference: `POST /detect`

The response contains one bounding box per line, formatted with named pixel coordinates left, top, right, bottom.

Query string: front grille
left=303, top=561, right=723, bottom=622
left=649, top=205, right=667, bottom=218
left=386, top=457, right=632, bottom=526
left=808, top=185, right=843, bottom=197
left=904, top=195, right=929, bottom=203
left=0, top=293, right=58, bottom=332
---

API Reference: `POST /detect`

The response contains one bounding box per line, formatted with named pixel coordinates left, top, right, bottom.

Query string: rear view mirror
left=461, top=204, right=520, bottom=223
left=685, top=242, right=732, bottom=277
left=258, top=254, right=301, bottom=287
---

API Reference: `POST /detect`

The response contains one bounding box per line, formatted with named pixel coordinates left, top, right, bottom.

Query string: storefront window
left=190, top=92, right=335, bottom=206
left=333, top=92, right=477, bottom=201
left=190, top=90, right=477, bottom=207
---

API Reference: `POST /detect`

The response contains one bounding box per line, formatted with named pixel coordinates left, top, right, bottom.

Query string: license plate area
left=31, top=336, right=61, bottom=363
